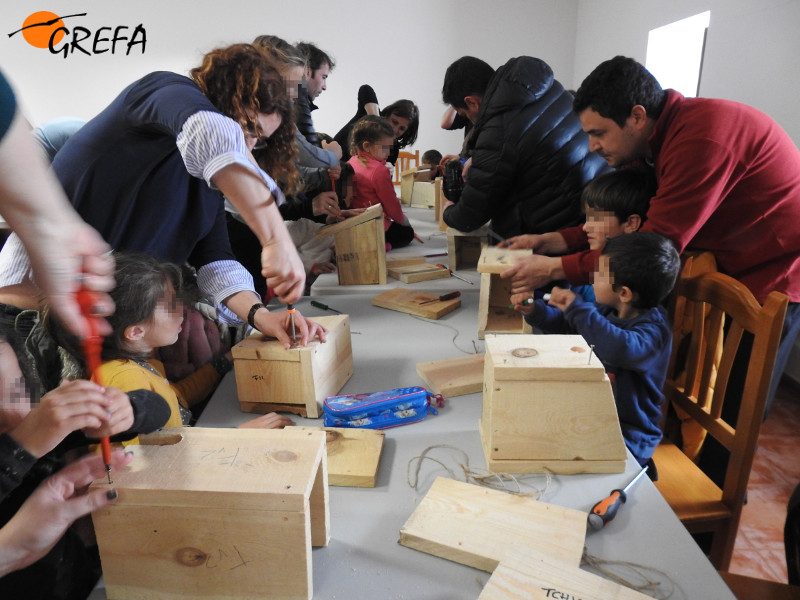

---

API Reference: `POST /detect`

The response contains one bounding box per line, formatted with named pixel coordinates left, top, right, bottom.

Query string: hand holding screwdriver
left=588, top=466, right=648, bottom=530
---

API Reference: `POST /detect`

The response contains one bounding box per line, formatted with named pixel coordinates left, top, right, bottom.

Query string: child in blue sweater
left=512, top=232, right=680, bottom=466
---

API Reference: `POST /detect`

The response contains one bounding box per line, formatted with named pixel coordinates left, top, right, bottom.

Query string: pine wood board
left=476, top=247, right=533, bottom=274
left=385, top=255, right=426, bottom=269
left=479, top=546, right=654, bottom=600
left=477, top=272, right=532, bottom=339
left=399, top=478, right=586, bottom=573
left=416, top=353, right=485, bottom=398
left=372, top=287, right=461, bottom=319
left=388, top=262, right=450, bottom=283
left=289, top=426, right=385, bottom=487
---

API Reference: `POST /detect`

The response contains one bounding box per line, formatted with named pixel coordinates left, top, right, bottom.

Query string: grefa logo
left=7, top=10, right=146, bottom=57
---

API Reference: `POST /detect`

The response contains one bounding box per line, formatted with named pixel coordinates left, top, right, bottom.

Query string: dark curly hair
left=380, top=99, right=419, bottom=148
left=190, top=43, right=299, bottom=193
left=573, top=56, right=668, bottom=127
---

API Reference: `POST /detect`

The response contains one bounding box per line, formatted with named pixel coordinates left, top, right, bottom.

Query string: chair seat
left=653, top=441, right=731, bottom=524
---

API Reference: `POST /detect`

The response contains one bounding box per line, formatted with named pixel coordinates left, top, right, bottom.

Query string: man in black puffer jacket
left=441, top=56, right=609, bottom=239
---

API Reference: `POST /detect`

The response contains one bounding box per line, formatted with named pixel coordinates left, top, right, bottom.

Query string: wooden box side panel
left=334, top=218, right=386, bottom=285
left=234, top=359, right=310, bottom=409
left=310, top=318, right=354, bottom=409
left=484, top=380, right=626, bottom=461
left=479, top=274, right=531, bottom=338
left=410, top=181, right=436, bottom=208
left=94, top=505, right=312, bottom=600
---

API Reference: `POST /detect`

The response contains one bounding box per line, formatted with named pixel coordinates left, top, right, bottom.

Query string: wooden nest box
left=315, top=203, right=386, bottom=285
left=476, top=246, right=533, bottom=339
left=91, top=427, right=329, bottom=600
left=232, top=314, right=353, bottom=418
left=481, top=334, right=627, bottom=474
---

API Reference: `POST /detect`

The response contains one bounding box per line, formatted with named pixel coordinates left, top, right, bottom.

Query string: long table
left=91, top=207, right=735, bottom=599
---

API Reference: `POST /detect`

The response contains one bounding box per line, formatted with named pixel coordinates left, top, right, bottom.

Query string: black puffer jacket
left=443, top=56, right=609, bottom=238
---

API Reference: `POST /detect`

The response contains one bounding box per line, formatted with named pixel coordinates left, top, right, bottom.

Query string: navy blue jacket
left=443, top=56, right=609, bottom=238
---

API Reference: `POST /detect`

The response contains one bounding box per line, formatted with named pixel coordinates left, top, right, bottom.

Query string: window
left=645, top=11, right=711, bottom=97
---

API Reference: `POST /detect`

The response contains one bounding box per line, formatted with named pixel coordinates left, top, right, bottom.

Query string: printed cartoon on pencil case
left=323, top=386, right=444, bottom=429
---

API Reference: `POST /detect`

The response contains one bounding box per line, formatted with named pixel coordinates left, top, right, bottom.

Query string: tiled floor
left=727, top=380, right=800, bottom=582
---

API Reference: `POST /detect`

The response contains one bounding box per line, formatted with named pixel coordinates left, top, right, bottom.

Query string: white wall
left=0, top=0, right=580, bottom=160
left=574, top=0, right=800, bottom=145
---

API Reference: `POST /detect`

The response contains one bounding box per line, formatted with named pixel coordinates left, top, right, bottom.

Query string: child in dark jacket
left=512, top=232, right=680, bottom=465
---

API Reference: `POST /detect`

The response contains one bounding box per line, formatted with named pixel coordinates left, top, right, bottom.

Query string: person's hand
left=509, top=293, right=535, bottom=315
left=546, top=287, right=577, bottom=312
left=81, top=386, right=135, bottom=440
left=8, top=380, right=133, bottom=458
left=253, top=309, right=328, bottom=350
left=327, top=164, right=342, bottom=180
left=438, top=154, right=460, bottom=168
left=311, top=262, right=336, bottom=275
left=0, top=450, right=132, bottom=576
left=500, top=254, right=562, bottom=296
left=321, top=140, right=342, bottom=160
left=500, top=234, right=546, bottom=251
left=32, top=220, right=116, bottom=339
left=461, top=157, right=472, bottom=179
left=312, top=191, right=341, bottom=219
left=237, top=412, right=294, bottom=429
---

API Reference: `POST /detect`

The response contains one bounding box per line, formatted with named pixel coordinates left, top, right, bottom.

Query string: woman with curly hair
left=0, top=43, right=324, bottom=348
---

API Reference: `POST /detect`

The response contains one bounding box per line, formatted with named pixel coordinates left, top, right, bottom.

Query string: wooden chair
left=393, top=149, right=419, bottom=190
left=653, top=271, right=788, bottom=570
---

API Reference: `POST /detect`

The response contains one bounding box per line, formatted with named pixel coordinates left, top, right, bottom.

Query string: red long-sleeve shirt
left=562, top=90, right=800, bottom=303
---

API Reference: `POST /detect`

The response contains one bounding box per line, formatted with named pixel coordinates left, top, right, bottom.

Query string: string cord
left=581, top=548, right=681, bottom=600
left=407, top=444, right=551, bottom=500
left=407, top=313, right=482, bottom=355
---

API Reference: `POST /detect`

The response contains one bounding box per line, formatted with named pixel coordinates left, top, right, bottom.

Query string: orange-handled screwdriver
left=588, top=465, right=648, bottom=530
left=76, top=287, right=113, bottom=484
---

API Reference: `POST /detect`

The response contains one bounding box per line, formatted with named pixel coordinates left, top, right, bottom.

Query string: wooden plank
left=447, top=227, right=486, bottom=271
left=410, top=181, right=437, bottom=208
left=479, top=546, right=654, bottom=600
left=477, top=272, right=532, bottom=339
left=399, top=478, right=586, bottom=573
left=416, top=354, right=485, bottom=398
left=315, top=203, right=383, bottom=238
left=476, top=247, right=532, bottom=274
left=388, top=263, right=450, bottom=283
left=290, top=426, right=385, bottom=487
left=385, top=255, right=426, bottom=270
left=372, top=287, right=461, bottom=319
left=484, top=334, right=607, bottom=382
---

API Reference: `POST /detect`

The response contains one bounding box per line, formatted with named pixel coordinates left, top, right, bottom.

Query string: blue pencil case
left=322, top=386, right=438, bottom=429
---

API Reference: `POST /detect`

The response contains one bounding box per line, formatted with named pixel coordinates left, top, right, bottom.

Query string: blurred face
left=306, top=62, right=330, bottom=99
left=579, top=108, right=646, bottom=168
left=592, top=255, right=619, bottom=307
left=243, top=112, right=283, bottom=151
left=582, top=207, right=626, bottom=250
left=364, top=135, right=395, bottom=162
left=282, top=65, right=305, bottom=100
left=142, top=284, right=184, bottom=349
left=387, top=114, right=409, bottom=139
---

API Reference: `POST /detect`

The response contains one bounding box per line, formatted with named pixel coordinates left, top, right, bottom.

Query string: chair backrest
left=394, top=150, right=419, bottom=187
left=665, top=271, right=787, bottom=512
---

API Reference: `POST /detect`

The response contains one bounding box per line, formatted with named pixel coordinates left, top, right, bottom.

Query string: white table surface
left=91, top=206, right=735, bottom=599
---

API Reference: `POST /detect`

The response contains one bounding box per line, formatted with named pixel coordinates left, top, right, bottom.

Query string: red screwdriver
left=588, top=465, right=648, bottom=530
left=76, top=287, right=113, bottom=484
left=419, top=291, right=461, bottom=305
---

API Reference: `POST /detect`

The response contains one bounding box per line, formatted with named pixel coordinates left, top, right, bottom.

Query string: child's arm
left=372, top=165, right=408, bottom=225
left=238, top=413, right=294, bottom=429
left=564, top=303, right=670, bottom=370
left=167, top=355, right=229, bottom=409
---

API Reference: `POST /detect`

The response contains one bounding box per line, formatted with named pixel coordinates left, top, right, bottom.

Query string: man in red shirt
left=501, top=55, right=800, bottom=424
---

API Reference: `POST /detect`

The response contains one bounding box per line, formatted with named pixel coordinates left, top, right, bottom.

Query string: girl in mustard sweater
left=91, top=252, right=292, bottom=430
